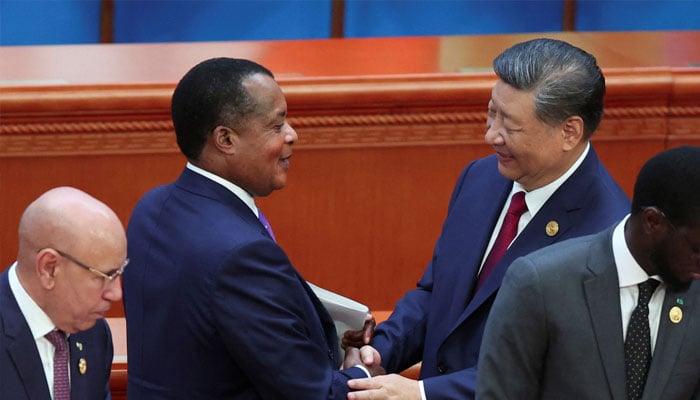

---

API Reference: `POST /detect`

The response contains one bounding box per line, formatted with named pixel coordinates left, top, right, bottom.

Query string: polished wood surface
left=1, top=32, right=699, bottom=320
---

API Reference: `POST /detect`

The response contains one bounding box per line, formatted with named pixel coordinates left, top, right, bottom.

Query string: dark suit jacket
left=477, top=226, right=700, bottom=399
left=0, top=269, right=113, bottom=400
left=371, top=147, right=630, bottom=399
left=123, top=168, right=367, bottom=400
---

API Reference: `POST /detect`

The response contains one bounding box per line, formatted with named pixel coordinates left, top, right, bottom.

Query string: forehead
left=242, top=74, right=285, bottom=107
left=489, top=80, right=536, bottom=120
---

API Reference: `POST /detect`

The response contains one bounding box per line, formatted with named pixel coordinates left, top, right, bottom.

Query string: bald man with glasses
left=0, top=186, right=127, bottom=400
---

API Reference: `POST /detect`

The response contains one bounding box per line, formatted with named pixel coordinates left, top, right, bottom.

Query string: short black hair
left=632, top=146, right=700, bottom=228
left=493, top=38, right=605, bottom=140
left=171, top=58, right=274, bottom=160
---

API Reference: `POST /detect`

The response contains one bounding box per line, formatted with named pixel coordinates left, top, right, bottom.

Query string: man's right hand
left=342, top=313, right=376, bottom=349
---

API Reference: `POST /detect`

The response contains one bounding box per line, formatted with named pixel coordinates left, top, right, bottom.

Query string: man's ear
left=561, top=116, right=584, bottom=151
left=642, top=207, right=671, bottom=238
left=36, top=250, right=59, bottom=290
left=212, top=125, right=238, bottom=155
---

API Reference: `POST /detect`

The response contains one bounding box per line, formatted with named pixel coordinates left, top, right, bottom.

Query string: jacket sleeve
left=212, top=239, right=365, bottom=400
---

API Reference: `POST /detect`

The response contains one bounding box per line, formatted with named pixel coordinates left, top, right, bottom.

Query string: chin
left=666, top=278, right=692, bottom=293
left=496, top=164, right=517, bottom=181
left=651, top=250, right=691, bottom=292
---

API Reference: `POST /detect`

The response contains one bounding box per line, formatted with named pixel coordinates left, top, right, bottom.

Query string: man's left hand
left=346, top=374, right=420, bottom=400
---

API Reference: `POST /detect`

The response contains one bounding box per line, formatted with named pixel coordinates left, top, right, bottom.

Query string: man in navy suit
left=123, top=58, right=382, bottom=399
left=1, top=186, right=127, bottom=400
left=346, top=38, right=631, bottom=399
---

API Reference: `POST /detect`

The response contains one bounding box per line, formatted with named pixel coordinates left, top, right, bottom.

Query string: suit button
left=437, top=363, right=447, bottom=374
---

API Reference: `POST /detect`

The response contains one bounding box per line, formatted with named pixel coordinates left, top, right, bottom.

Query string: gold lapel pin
left=545, top=221, right=559, bottom=237
left=669, top=306, right=683, bottom=324
left=78, top=358, right=87, bottom=375
left=76, top=342, right=83, bottom=351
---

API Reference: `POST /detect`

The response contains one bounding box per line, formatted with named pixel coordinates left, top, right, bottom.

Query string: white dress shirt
left=612, top=215, right=665, bottom=351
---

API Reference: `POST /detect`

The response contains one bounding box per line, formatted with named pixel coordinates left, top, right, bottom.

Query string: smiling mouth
left=279, top=155, right=291, bottom=169
left=496, top=151, right=513, bottom=162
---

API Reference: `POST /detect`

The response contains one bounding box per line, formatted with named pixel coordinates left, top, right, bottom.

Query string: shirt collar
left=8, top=262, right=56, bottom=339
left=613, top=214, right=661, bottom=288
left=513, top=142, right=590, bottom=217
left=186, top=162, right=259, bottom=217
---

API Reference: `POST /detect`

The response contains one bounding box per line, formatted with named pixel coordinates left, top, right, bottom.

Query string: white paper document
left=307, top=282, right=369, bottom=346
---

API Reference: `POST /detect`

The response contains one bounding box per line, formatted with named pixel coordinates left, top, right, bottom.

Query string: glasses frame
left=645, top=206, right=699, bottom=257
left=40, top=247, right=128, bottom=281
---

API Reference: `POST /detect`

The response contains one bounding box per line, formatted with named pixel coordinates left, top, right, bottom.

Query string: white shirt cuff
left=353, top=364, right=371, bottom=378
left=419, top=380, right=427, bottom=400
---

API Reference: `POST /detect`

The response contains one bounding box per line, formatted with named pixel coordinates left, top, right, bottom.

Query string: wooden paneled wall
left=2, top=68, right=699, bottom=318
left=2, top=32, right=700, bottom=317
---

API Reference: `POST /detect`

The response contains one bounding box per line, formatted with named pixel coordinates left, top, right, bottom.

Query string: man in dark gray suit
left=477, top=145, right=700, bottom=399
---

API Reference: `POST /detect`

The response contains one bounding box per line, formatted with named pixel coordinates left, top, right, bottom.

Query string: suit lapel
left=7, top=334, right=52, bottom=400
left=465, top=177, right=581, bottom=317
left=68, top=334, right=88, bottom=398
left=1, top=272, right=52, bottom=400
left=642, top=285, right=699, bottom=399
left=583, top=236, right=627, bottom=400
left=430, top=169, right=513, bottom=342
left=463, top=148, right=601, bottom=321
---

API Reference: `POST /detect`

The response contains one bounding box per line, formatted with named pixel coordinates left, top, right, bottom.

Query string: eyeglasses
left=646, top=207, right=700, bottom=258
left=40, top=247, right=129, bottom=281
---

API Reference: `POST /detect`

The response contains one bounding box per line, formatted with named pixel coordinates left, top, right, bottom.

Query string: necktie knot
left=45, top=330, right=67, bottom=351
left=258, top=209, right=276, bottom=241
left=637, top=279, right=659, bottom=306
left=506, top=191, right=528, bottom=219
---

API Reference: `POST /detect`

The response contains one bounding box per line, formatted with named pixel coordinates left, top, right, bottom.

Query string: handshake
left=340, top=315, right=422, bottom=400
left=340, top=313, right=384, bottom=376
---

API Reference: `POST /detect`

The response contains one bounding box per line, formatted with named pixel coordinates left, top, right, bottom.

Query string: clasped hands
left=342, top=313, right=383, bottom=375
left=341, top=313, right=421, bottom=400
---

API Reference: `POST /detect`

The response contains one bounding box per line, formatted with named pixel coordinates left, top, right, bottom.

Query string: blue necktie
left=258, top=210, right=276, bottom=241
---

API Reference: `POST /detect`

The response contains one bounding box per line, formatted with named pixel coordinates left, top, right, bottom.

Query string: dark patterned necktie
left=45, top=329, right=70, bottom=400
left=624, top=279, right=660, bottom=400
left=475, top=191, right=527, bottom=291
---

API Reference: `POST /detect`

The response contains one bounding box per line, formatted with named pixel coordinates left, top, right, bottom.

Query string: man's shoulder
left=538, top=227, right=606, bottom=254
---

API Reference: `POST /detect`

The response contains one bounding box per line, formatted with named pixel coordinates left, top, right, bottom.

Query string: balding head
left=19, top=187, right=123, bottom=259
left=15, top=187, right=127, bottom=333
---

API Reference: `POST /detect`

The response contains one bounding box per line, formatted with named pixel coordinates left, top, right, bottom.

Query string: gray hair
left=493, top=38, right=605, bottom=140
